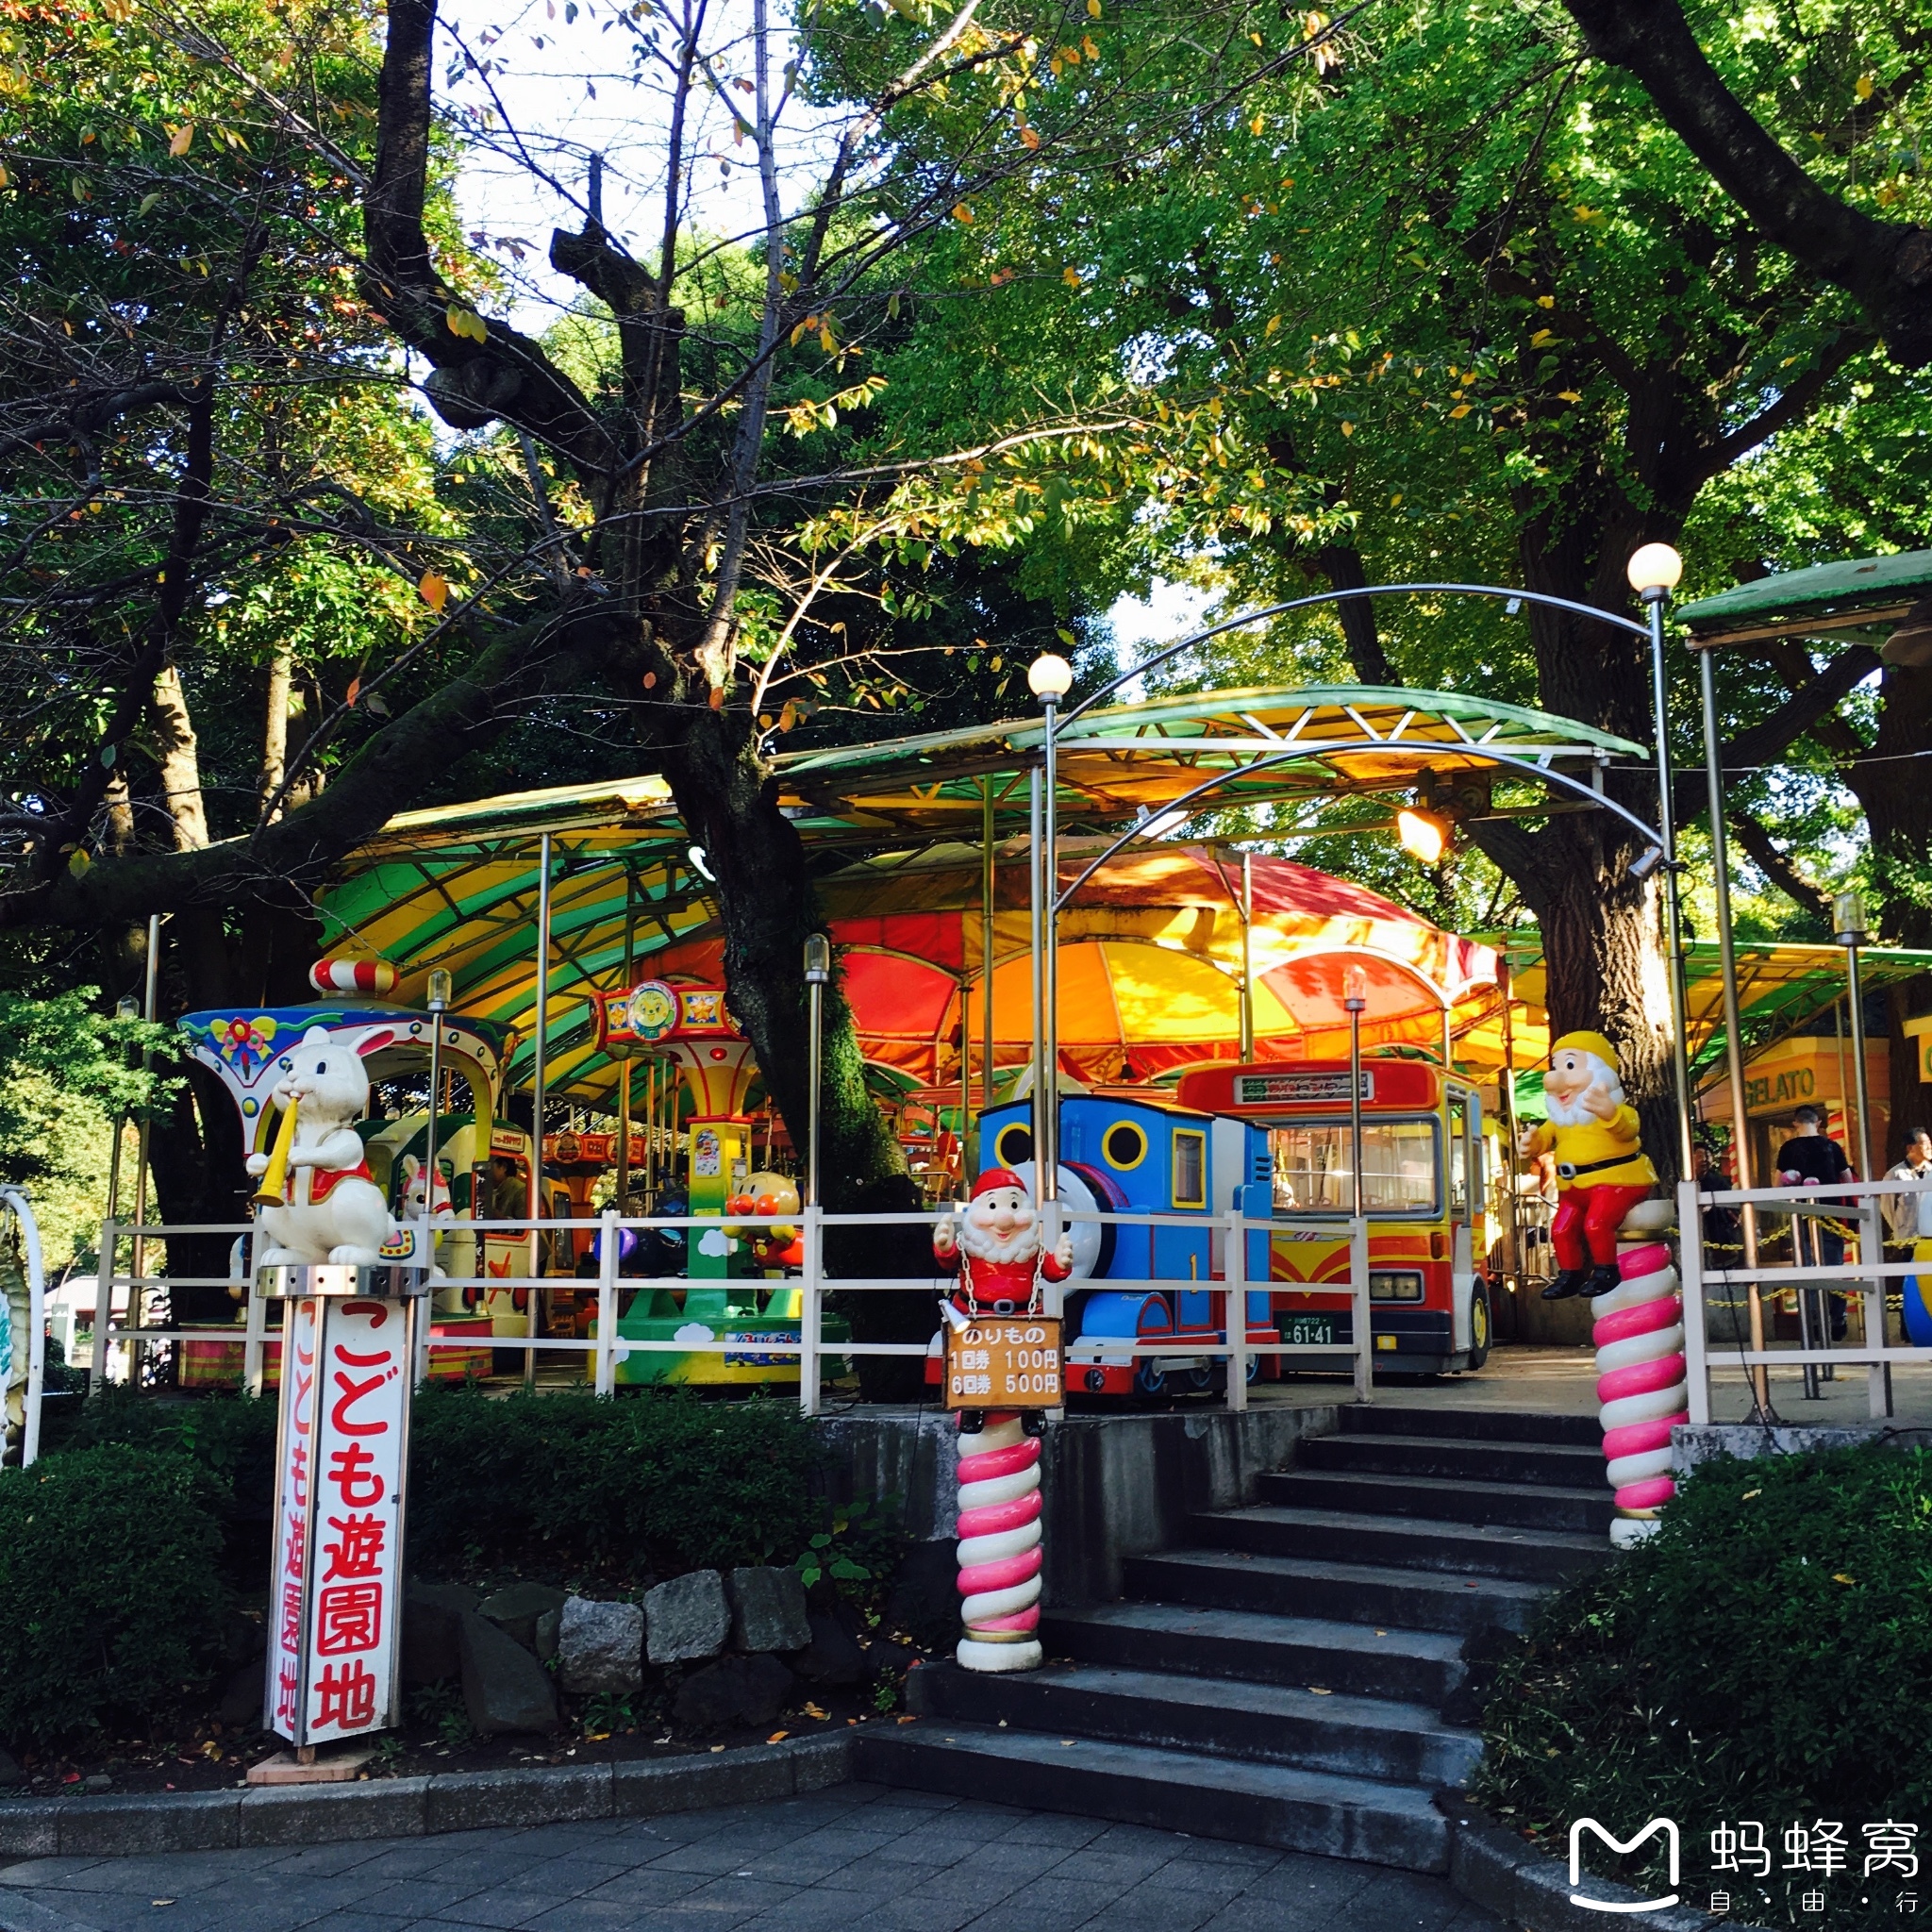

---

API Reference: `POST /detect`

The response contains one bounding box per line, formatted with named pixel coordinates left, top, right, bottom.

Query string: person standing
left=1882, top=1129, right=1932, bottom=1248
left=1774, top=1104, right=1854, bottom=1341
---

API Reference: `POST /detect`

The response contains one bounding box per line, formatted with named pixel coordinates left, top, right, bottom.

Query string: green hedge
left=0, top=1445, right=231, bottom=1746
left=406, top=1387, right=822, bottom=1582
left=1474, top=1442, right=1932, bottom=1927
left=62, top=1384, right=824, bottom=1584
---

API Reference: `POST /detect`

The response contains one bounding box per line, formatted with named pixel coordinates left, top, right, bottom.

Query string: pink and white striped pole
left=1593, top=1231, right=1688, bottom=1547
left=955, top=1411, right=1043, bottom=1671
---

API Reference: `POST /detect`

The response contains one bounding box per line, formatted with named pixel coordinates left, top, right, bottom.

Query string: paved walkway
left=0, top=1784, right=1501, bottom=1932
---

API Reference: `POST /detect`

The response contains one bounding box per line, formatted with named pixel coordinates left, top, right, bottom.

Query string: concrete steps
left=853, top=1723, right=1453, bottom=1872
left=1192, top=1503, right=1610, bottom=1585
left=866, top=1402, right=1610, bottom=1875
left=908, top=1658, right=1483, bottom=1787
left=1041, top=1601, right=1468, bottom=1705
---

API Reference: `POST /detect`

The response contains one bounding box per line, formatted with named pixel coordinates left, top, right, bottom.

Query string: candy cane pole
left=955, top=1410, right=1043, bottom=1671
left=1594, top=1235, right=1688, bottom=1547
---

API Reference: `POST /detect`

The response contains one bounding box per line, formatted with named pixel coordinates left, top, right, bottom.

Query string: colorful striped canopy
left=315, top=683, right=1644, bottom=1107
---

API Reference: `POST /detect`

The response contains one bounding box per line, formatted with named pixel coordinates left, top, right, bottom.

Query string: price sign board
left=943, top=1317, right=1063, bottom=1410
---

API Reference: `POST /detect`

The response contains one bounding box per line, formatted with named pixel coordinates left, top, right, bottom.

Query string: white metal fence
left=83, top=1202, right=1375, bottom=1414
left=1679, top=1174, right=1929, bottom=1423
left=2, top=1187, right=46, bottom=1467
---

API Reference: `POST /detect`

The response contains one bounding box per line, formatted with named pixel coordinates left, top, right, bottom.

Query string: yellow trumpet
left=253, top=1096, right=299, bottom=1208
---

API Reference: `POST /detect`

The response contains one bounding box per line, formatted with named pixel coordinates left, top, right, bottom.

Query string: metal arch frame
left=1058, top=582, right=1653, bottom=729
left=1051, top=743, right=1664, bottom=918
left=1029, top=582, right=1687, bottom=1208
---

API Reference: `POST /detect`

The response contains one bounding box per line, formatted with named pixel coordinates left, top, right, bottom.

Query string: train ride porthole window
left=993, top=1122, right=1035, bottom=1169
left=1267, top=1119, right=1439, bottom=1216
left=1172, top=1128, right=1208, bottom=1208
left=1103, top=1120, right=1149, bottom=1171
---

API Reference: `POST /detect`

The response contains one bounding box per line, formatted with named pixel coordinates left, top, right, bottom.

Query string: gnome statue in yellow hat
left=1520, top=1031, right=1659, bottom=1301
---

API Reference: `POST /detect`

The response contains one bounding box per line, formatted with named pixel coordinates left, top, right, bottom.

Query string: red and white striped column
left=955, top=1411, right=1043, bottom=1672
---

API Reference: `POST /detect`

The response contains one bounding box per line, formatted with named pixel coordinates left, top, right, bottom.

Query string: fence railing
left=1678, top=1175, right=1928, bottom=1423
left=83, top=1201, right=1375, bottom=1415
left=2, top=1188, right=46, bottom=1467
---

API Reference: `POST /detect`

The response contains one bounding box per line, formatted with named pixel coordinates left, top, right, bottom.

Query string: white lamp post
left=1625, top=542, right=1696, bottom=1182
left=804, top=933, right=832, bottom=1208
left=424, top=969, right=452, bottom=1269
left=1344, top=964, right=1369, bottom=1221
left=1027, top=652, right=1074, bottom=1201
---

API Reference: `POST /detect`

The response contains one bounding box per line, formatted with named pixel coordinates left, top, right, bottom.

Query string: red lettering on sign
left=325, top=1441, right=386, bottom=1508
left=321, top=1512, right=386, bottom=1581
left=328, top=1364, right=394, bottom=1436
left=313, top=1659, right=378, bottom=1731
left=315, top=1582, right=383, bottom=1657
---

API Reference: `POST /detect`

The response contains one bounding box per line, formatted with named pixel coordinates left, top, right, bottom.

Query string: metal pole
left=526, top=831, right=552, bottom=1391
left=1350, top=1007, right=1365, bottom=1220
left=1836, top=892, right=1889, bottom=1415
left=982, top=776, right=996, bottom=1114
left=1028, top=766, right=1044, bottom=1179
left=1041, top=691, right=1060, bottom=1201
left=1239, top=850, right=1255, bottom=1061
left=128, top=913, right=160, bottom=1387
left=1498, top=958, right=1523, bottom=1290
left=1695, top=643, right=1770, bottom=1416
left=617, top=886, right=635, bottom=1210
left=805, top=936, right=831, bottom=1208
left=1644, top=591, right=1697, bottom=1183
left=425, top=979, right=446, bottom=1278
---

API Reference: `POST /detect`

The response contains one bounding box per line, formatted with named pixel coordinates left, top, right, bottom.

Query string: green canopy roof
left=1676, top=549, right=1932, bottom=646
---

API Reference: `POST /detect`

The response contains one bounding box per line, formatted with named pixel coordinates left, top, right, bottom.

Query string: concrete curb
left=1436, top=1793, right=1775, bottom=1932
left=0, top=1734, right=851, bottom=1860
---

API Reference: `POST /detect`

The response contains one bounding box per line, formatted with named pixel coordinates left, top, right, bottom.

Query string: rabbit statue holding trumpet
left=246, top=1025, right=396, bottom=1267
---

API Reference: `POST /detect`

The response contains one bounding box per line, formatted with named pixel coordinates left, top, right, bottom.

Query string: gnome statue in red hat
left=932, top=1168, right=1072, bottom=1673
left=934, top=1167, right=1074, bottom=1318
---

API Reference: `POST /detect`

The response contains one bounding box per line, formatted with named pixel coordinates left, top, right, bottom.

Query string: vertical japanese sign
left=264, top=1295, right=412, bottom=1747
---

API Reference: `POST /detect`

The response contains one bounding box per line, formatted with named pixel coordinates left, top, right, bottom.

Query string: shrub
left=0, top=1443, right=230, bottom=1746
left=406, top=1387, right=822, bottom=1583
left=1473, top=1442, right=1932, bottom=1926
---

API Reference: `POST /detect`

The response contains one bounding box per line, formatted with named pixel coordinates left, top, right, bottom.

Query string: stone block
left=672, top=1653, right=794, bottom=1729
left=477, top=1580, right=568, bottom=1653
left=611, top=1741, right=795, bottom=1819
left=558, top=1596, right=645, bottom=1695
left=459, top=1609, right=562, bottom=1735
left=237, top=1776, right=429, bottom=1846
left=787, top=1732, right=854, bottom=1793
left=422, top=1763, right=612, bottom=1834
left=0, top=1799, right=61, bottom=1857
left=534, top=1606, right=561, bottom=1661
left=644, top=1569, right=730, bottom=1664
left=792, top=1608, right=867, bottom=1685
left=727, top=1565, right=810, bottom=1654
left=403, top=1581, right=477, bottom=1687
left=56, top=1790, right=242, bottom=1856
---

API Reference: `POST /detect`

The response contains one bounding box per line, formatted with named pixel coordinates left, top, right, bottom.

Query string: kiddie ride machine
left=591, top=979, right=850, bottom=1388
left=178, top=958, right=531, bottom=1382
left=953, top=1056, right=1494, bottom=1401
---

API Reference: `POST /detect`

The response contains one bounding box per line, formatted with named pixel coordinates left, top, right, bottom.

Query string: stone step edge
left=0, top=1733, right=851, bottom=1861
left=1436, top=1791, right=1774, bottom=1932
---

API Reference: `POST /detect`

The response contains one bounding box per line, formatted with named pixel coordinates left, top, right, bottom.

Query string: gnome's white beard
left=1543, top=1056, right=1624, bottom=1128
left=958, top=1215, right=1039, bottom=1267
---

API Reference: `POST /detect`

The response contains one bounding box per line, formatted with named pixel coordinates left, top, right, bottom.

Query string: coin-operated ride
left=956, top=1061, right=1499, bottom=1400
left=589, top=981, right=851, bottom=1388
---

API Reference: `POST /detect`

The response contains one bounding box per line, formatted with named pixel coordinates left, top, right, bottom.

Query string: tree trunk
left=662, top=720, right=932, bottom=1397
left=259, top=642, right=293, bottom=824
left=148, top=662, right=209, bottom=851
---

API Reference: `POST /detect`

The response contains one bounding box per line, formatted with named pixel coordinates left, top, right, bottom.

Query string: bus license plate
left=1279, top=1313, right=1335, bottom=1346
